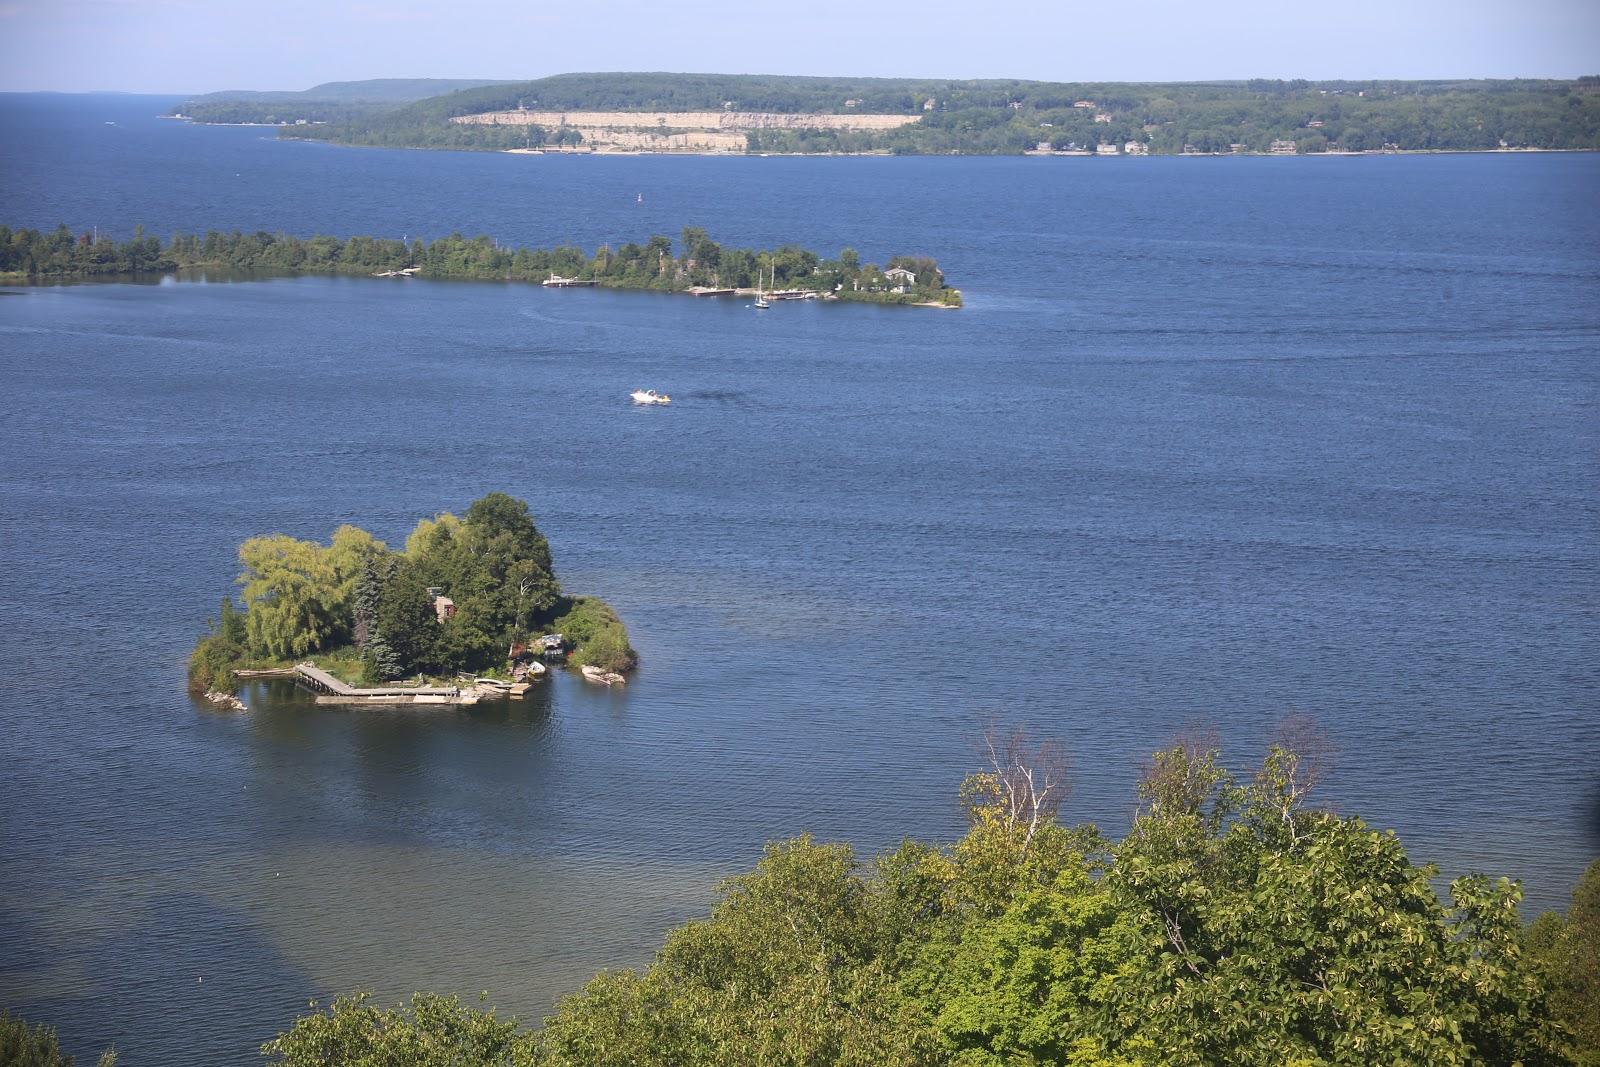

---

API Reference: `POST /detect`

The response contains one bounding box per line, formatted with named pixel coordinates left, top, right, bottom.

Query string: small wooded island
left=0, top=224, right=962, bottom=307
left=189, top=493, right=636, bottom=706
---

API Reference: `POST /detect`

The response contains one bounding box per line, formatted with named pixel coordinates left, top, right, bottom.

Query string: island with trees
left=188, top=493, right=636, bottom=703
left=0, top=224, right=962, bottom=307
left=197, top=71, right=1600, bottom=156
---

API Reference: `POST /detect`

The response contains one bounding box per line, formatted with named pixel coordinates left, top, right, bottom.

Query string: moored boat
left=580, top=664, right=628, bottom=686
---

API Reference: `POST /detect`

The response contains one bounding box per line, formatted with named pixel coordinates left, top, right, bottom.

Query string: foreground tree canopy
left=0, top=1011, right=115, bottom=1067
left=259, top=734, right=1597, bottom=1066
left=189, top=492, right=635, bottom=690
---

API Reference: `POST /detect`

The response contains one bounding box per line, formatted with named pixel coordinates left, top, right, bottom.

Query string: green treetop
left=262, top=730, right=1586, bottom=1066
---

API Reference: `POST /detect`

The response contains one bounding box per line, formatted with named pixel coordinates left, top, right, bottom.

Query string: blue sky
left=1, top=0, right=1596, bottom=92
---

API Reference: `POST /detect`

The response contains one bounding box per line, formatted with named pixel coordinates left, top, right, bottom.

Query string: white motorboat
left=631, top=389, right=671, bottom=405
left=581, top=664, right=628, bottom=686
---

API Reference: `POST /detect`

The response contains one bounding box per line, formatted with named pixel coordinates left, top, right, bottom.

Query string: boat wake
left=684, top=389, right=759, bottom=407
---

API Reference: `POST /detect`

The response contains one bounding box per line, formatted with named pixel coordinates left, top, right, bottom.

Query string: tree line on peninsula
left=11, top=728, right=1597, bottom=1065
left=189, top=492, right=636, bottom=693
left=0, top=224, right=961, bottom=306
left=229, top=71, right=1600, bottom=155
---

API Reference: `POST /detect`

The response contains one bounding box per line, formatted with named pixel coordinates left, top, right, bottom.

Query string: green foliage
left=265, top=737, right=1580, bottom=1065
left=187, top=596, right=249, bottom=693
left=535, top=837, right=943, bottom=1067
left=373, top=556, right=443, bottom=676
left=238, top=534, right=345, bottom=659
left=0, top=1011, right=70, bottom=1067
left=549, top=596, right=638, bottom=673
left=260, top=993, right=534, bottom=1067
left=461, top=492, right=560, bottom=632
left=0, top=1011, right=116, bottom=1067
left=1527, top=858, right=1600, bottom=1064
left=1072, top=741, right=1569, bottom=1066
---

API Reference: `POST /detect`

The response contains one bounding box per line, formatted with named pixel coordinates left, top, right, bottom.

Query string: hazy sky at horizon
left=0, top=0, right=1596, bottom=93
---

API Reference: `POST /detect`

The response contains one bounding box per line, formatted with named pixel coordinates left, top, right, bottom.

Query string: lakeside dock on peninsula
left=293, top=662, right=478, bottom=705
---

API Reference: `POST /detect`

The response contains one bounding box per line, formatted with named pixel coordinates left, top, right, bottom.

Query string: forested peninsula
left=0, top=224, right=961, bottom=307
left=213, top=71, right=1600, bottom=155
left=188, top=493, right=636, bottom=698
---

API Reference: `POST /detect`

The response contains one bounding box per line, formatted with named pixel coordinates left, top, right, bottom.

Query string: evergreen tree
left=352, top=554, right=393, bottom=652
left=374, top=559, right=439, bottom=677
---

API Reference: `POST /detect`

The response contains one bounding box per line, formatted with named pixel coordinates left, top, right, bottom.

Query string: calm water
left=1, top=93, right=1597, bottom=1064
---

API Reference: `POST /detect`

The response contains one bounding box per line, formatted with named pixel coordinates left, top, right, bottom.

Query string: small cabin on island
left=426, top=587, right=457, bottom=622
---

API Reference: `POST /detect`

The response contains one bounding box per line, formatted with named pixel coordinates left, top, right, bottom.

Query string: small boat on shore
left=631, top=389, right=671, bottom=405
left=580, top=664, right=627, bottom=686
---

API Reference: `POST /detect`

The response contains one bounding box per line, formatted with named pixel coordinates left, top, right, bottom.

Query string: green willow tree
left=238, top=534, right=344, bottom=659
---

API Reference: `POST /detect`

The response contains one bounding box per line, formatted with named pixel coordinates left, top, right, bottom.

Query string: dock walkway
left=293, top=663, right=469, bottom=705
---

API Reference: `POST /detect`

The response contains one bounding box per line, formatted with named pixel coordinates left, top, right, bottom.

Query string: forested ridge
left=170, top=77, right=511, bottom=125
left=0, top=224, right=960, bottom=305
left=254, top=71, right=1600, bottom=154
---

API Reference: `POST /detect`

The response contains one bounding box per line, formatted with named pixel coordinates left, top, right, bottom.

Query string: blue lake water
left=1, top=93, right=1597, bottom=1064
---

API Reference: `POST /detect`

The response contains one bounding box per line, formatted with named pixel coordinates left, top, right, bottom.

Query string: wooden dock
left=293, top=663, right=471, bottom=705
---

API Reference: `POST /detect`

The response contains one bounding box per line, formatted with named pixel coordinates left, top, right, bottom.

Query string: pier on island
left=292, top=663, right=477, bottom=705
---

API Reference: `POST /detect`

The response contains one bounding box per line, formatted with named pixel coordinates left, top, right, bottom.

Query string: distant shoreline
left=501, top=145, right=1597, bottom=159
left=237, top=127, right=1599, bottom=160
left=160, top=113, right=1597, bottom=159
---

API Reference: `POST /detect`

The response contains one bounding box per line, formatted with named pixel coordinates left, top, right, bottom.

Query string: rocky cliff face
left=452, top=110, right=921, bottom=131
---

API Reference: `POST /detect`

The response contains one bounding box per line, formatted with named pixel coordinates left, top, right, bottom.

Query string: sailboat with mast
left=754, top=264, right=771, bottom=309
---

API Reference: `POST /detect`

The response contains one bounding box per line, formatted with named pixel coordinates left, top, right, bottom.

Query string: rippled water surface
left=1, top=93, right=1598, bottom=1064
